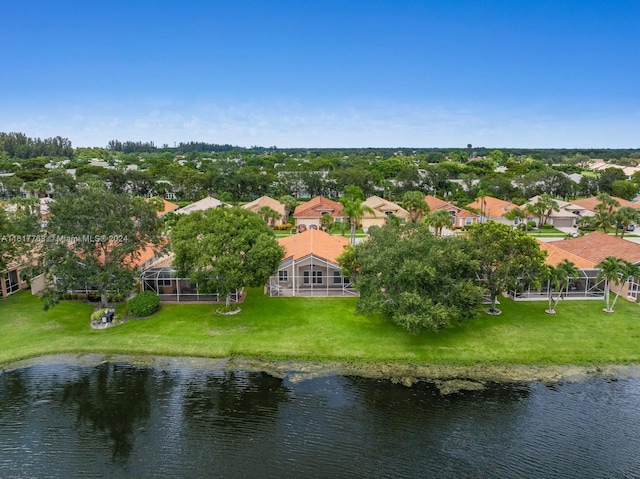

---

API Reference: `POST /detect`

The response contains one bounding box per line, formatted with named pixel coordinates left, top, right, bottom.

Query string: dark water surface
left=1, top=357, right=640, bottom=479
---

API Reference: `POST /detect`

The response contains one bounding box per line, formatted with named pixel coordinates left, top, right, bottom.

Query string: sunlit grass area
left=1, top=288, right=639, bottom=366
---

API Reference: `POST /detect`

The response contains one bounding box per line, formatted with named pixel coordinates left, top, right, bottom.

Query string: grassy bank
left=1, top=288, right=639, bottom=367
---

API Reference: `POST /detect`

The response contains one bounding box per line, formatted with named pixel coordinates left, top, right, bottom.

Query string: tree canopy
left=466, top=221, right=547, bottom=314
left=339, top=222, right=484, bottom=332
left=41, top=187, right=164, bottom=309
left=171, top=207, right=284, bottom=307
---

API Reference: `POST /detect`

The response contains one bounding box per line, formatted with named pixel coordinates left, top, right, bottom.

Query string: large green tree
left=339, top=222, right=484, bottom=332
left=41, top=187, right=164, bottom=309
left=0, top=204, right=40, bottom=272
left=171, top=207, right=284, bottom=307
left=466, top=221, right=547, bottom=314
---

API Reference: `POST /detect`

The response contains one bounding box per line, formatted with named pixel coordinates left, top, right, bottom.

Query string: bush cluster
left=274, top=222, right=293, bottom=230
left=127, top=291, right=160, bottom=317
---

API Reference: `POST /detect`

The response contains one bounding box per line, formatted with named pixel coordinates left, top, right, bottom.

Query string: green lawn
left=1, top=289, right=640, bottom=366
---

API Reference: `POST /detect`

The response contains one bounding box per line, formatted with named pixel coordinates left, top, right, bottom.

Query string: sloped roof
left=425, top=195, right=477, bottom=218
left=536, top=241, right=596, bottom=268
left=467, top=196, right=520, bottom=218
left=146, top=198, right=179, bottom=216
left=278, top=229, right=350, bottom=264
left=242, top=196, right=287, bottom=217
left=177, top=196, right=229, bottom=214
left=570, top=196, right=640, bottom=213
left=362, top=196, right=409, bottom=218
left=294, top=196, right=345, bottom=218
left=548, top=231, right=640, bottom=265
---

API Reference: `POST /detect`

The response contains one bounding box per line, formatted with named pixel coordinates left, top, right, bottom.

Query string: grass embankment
left=1, top=288, right=639, bottom=367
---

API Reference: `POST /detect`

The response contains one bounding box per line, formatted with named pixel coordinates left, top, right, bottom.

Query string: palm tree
left=612, top=206, right=639, bottom=238
left=596, top=256, right=627, bottom=312
left=592, top=211, right=613, bottom=234
left=535, top=194, right=560, bottom=227
left=401, top=191, right=429, bottom=222
left=340, top=185, right=374, bottom=245
left=256, top=206, right=282, bottom=227
left=425, top=209, right=454, bottom=236
left=595, top=193, right=620, bottom=214
left=504, top=208, right=525, bottom=229
left=609, top=261, right=640, bottom=312
left=545, top=260, right=580, bottom=314
left=279, top=195, right=297, bottom=222
left=320, top=212, right=334, bottom=232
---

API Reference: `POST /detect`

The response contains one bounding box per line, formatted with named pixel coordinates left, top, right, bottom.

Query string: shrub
left=127, top=291, right=160, bottom=317
left=90, top=308, right=111, bottom=322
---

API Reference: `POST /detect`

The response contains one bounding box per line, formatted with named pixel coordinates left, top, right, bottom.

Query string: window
left=465, top=218, right=474, bottom=225
left=278, top=270, right=288, bottom=282
left=333, top=271, right=344, bottom=285
left=303, top=270, right=323, bottom=284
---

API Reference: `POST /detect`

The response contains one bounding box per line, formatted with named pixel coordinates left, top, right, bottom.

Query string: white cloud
left=1, top=99, right=639, bottom=149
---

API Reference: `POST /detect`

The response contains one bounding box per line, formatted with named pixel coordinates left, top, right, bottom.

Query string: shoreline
left=4, top=353, right=640, bottom=394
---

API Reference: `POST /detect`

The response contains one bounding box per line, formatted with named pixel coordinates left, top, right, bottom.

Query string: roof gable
left=242, top=196, right=286, bottom=216
left=362, top=196, right=409, bottom=218
left=294, top=196, right=345, bottom=218
left=467, top=196, right=520, bottom=218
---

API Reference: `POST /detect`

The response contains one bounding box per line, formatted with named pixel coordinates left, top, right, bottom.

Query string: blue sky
left=2, top=0, right=639, bottom=148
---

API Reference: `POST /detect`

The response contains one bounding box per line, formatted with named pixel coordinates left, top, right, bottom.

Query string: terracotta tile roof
left=152, top=199, right=179, bottom=216
left=425, top=195, right=477, bottom=218
left=424, top=195, right=450, bottom=211
left=242, top=196, right=287, bottom=217
left=278, top=229, right=350, bottom=264
left=467, top=196, right=520, bottom=218
left=570, top=196, right=640, bottom=213
left=536, top=241, right=597, bottom=268
left=547, top=231, right=640, bottom=265
left=294, top=196, right=345, bottom=219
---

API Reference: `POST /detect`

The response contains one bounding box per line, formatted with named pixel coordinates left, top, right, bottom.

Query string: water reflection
left=61, top=363, right=151, bottom=462
left=182, top=371, right=292, bottom=428
left=1, top=358, right=640, bottom=479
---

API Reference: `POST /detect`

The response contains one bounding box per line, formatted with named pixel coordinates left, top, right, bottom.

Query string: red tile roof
left=545, top=231, right=640, bottom=265
left=278, top=229, right=350, bottom=264
left=467, top=196, right=520, bottom=218
left=537, top=241, right=597, bottom=268
left=425, top=195, right=477, bottom=218
left=570, top=196, right=640, bottom=213
left=294, top=196, right=345, bottom=219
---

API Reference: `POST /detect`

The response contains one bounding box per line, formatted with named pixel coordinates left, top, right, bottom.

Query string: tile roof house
left=523, top=196, right=586, bottom=229
left=360, top=196, right=409, bottom=231
left=547, top=231, right=640, bottom=265
left=570, top=196, right=640, bottom=214
left=242, top=196, right=287, bottom=226
left=467, top=196, right=521, bottom=225
left=268, top=229, right=355, bottom=297
left=513, top=231, right=640, bottom=301
left=146, top=198, right=179, bottom=217
left=293, top=196, right=346, bottom=230
left=140, top=252, right=242, bottom=303
left=177, top=196, right=229, bottom=214
left=424, top=195, right=478, bottom=228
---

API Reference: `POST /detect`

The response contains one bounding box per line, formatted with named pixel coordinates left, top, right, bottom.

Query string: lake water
left=1, top=356, right=640, bottom=479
